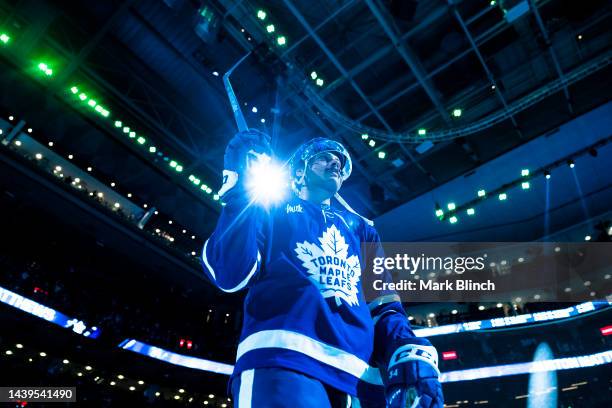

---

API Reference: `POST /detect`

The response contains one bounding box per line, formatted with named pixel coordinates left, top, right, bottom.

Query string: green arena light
left=310, top=71, right=317, bottom=80
left=452, top=108, right=462, bottom=117
left=123, top=126, right=130, bottom=134
left=37, top=62, right=53, bottom=76
left=361, top=133, right=369, bottom=140
left=499, top=193, right=507, bottom=201
left=79, top=93, right=87, bottom=101
left=0, top=33, right=10, bottom=44
left=521, top=169, right=529, bottom=177
left=257, top=10, right=267, bottom=20
left=277, top=36, right=286, bottom=46
left=316, top=78, right=324, bottom=86
left=149, top=146, right=156, bottom=153
left=175, top=165, right=183, bottom=172
left=87, top=99, right=96, bottom=107
left=129, top=131, right=136, bottom=138
left=169, top=160, right=177, bottom=168
left=418, top=128, right=427, bottom=136
left=447, top=202, right=456, bottom=211
left=266, top=24, right=275, bottom=33
left=477, top=189, right=486, bottom=197
left=70, top=86, right=79, bottom=94
left=378, top=151, right=386, bottom=159
left=368, top=139, right=376, bottom=147
left=521, top=181, right=530, bottom=190
left=449, top=216, right=458, bottom=224
left=136, top=136, right=146, bottom=145
left=435, top=208, right=444, bottom=218
left=467, top=208, right=475, bottom=215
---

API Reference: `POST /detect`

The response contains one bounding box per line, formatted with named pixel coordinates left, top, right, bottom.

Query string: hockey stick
left=223, top=51, right=251, bottom=132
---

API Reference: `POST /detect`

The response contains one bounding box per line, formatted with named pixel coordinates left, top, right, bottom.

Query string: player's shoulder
left=333, top=206, right=379, bottom=240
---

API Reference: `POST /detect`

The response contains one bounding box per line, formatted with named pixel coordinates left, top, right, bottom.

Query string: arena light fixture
left=277, top=35, right=286, bottom=46
left=418, top=128, right=426, bottom=136
left=37, top=62, right=53, bottom=76
left=447, top=202, right=456, bottom=211
left=498, top=193, right=507, bottom=201
left=0, top=33, right=10, bottom=44
left=449, top=216, right=458, bottom=224
left=361, top=133, right=369, bottom=140
left=257, top=10, right=267, bottom=20
left=310, top=71, right=317, bottom=80
left=266, top=24, right=275, bottom=33
left=316, top=78, right=324, bottom=86
left=378, top=151, right=386, bottom=159
left=452, top=108, right=462, bottom=117
left=368, top=139, right=376, bottom=147
left=477, top=189, right=486, bottom=197
left=521, top=181, right=530, bottom=189
left=467, top=208, right=475, bottom=215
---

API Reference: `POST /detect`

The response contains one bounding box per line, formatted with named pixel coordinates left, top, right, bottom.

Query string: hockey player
left=201, top=129, right=443, bottom=407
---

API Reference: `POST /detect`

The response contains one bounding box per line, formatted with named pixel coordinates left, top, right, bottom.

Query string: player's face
left=306, top=152, right=343, bottom=194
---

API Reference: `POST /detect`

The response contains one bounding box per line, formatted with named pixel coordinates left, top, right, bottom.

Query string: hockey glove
left=218, top=129, right=272, bottom=198
left=384, top=337, right=443, bottom=408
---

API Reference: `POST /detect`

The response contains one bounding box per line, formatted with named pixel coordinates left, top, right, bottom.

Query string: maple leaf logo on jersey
left=295, top=224, right=361, bottom=306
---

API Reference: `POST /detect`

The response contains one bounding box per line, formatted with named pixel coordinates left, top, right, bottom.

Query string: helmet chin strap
left=334, top=193, right=374, bottom=226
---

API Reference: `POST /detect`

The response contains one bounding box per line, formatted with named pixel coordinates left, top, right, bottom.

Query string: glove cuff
left=388, top=343, right=440, bottom=377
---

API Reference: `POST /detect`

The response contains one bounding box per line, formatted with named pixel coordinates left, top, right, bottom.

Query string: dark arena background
left=1, top=0, right=611, bottom=407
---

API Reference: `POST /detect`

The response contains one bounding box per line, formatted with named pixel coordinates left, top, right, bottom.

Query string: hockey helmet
left=290, top=138, right=352, bottom=188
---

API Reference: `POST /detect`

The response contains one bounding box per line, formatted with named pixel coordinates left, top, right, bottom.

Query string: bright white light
left=14, top=140, right=21, bottom=146
left=85, top=365, right=92, bottom=370
left=15, top=344, right=23, bottom=349
left=110, top=381, right=116, bottom=386
left=478, top=305, right=485, bottom=311
left=63, top=359, right=69, bottom=364
left=129, top=386, right=135, bottom=391
left=179, top=389, right=185, bottom=393
left=245, top=155, right=288, bottom=207
left=208, top=394, right=214, bottom=399
left=35, top=153, right=43, bottom=160
left=251, top=106, right=258, bottom=113
left=212, top=71, right=219, bottom=76
left=155, top=392, right=160, bottom=396
left=39, top=352, right=46, bottom=357
left=68, top=154, right=73, bottom=159
left=584, top=235, right=591, bottom=241
left=451, top=309, right=457, bottom=315
left=496, top=303, right=503, bottom=308
left=428, top=313, right=435, bottom=318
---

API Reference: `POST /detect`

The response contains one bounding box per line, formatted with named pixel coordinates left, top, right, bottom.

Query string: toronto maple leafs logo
left=295, top=225, right=361, bottom=306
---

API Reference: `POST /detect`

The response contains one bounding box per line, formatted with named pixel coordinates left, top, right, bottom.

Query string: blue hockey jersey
left=201, top=193, right=415, bottom=402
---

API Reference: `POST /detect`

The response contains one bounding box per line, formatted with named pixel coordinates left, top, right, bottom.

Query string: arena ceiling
left=0, top=0, right=610, bottom=234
